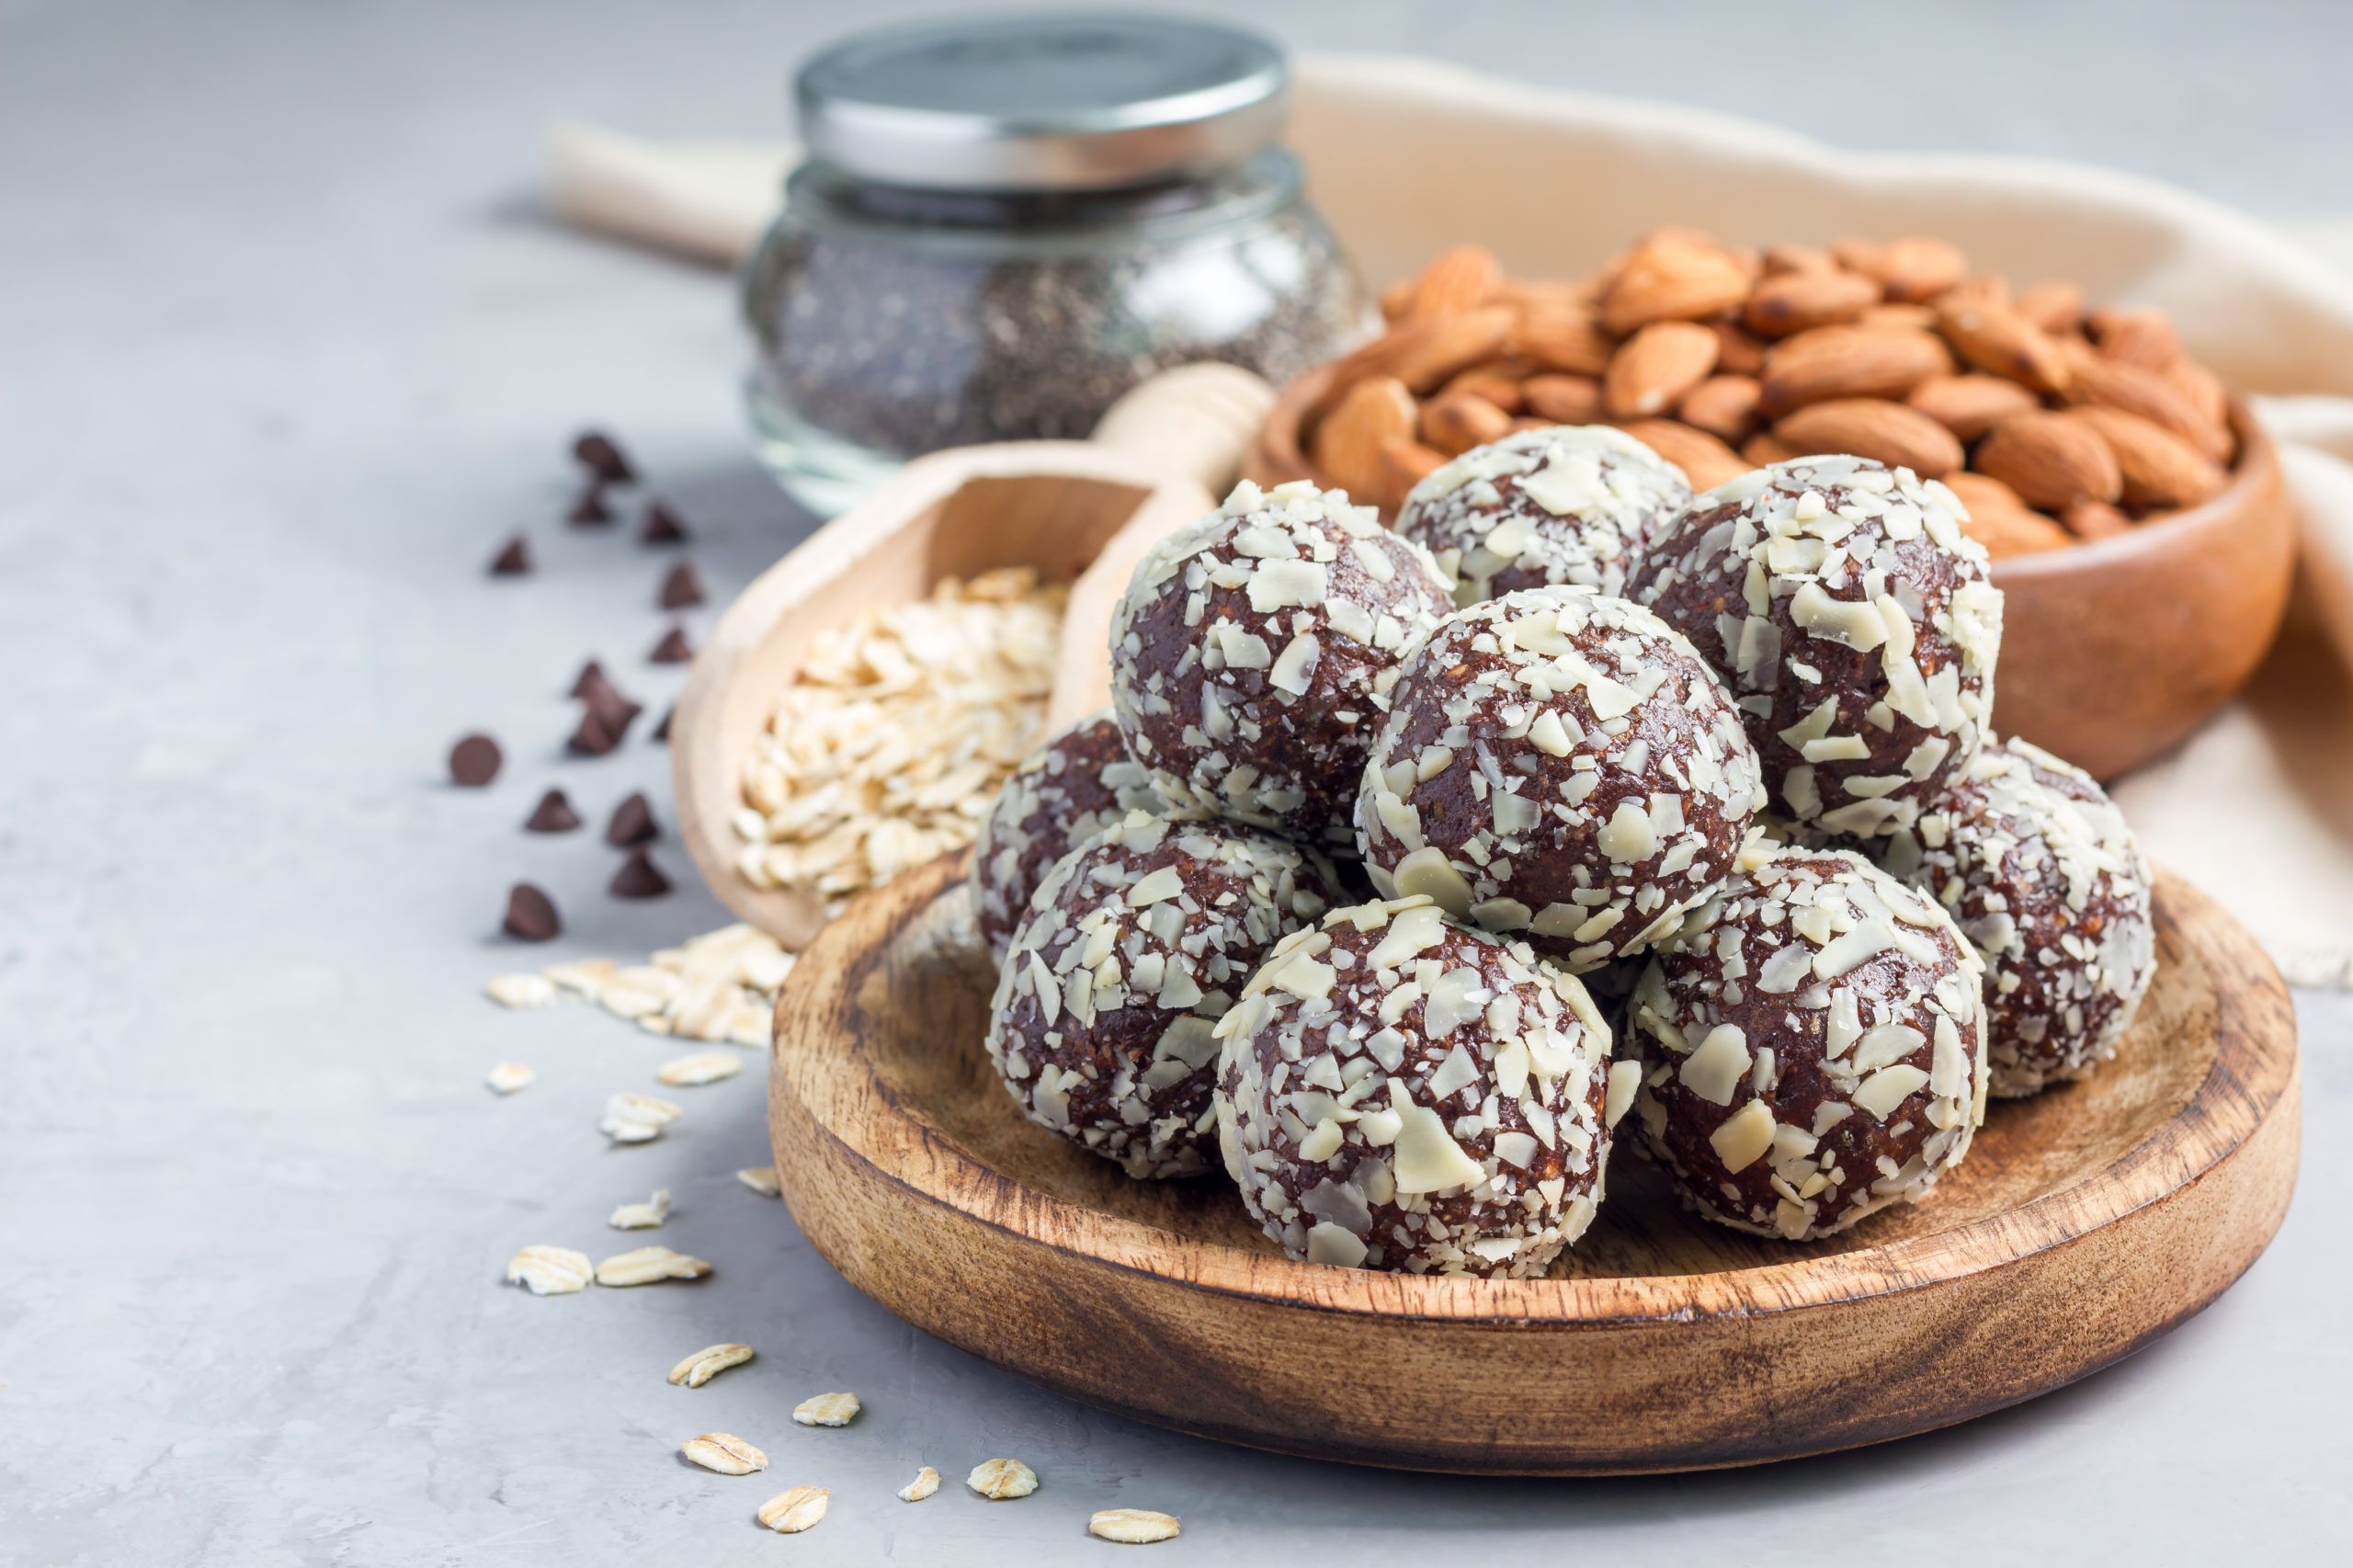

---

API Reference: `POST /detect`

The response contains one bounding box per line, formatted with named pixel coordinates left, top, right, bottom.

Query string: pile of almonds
left=1302, top=230, right=2237, bottom=557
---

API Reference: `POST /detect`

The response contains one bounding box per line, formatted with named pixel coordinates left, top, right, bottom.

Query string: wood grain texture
left=1250, top=377, right=2297, bottom=780
left=767, top=853, right=2300, bottom=1474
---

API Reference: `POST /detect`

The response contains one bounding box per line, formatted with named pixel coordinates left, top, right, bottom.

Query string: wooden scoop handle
left=1088, top=363, right=1276, bottom=500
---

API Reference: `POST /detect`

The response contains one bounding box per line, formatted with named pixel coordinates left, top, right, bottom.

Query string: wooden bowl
left=767, top=853, right=2298, bottom=1475
left=1247, top=379, right=2298, bottom=781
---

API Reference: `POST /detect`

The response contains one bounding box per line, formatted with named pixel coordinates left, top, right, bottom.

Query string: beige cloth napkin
left=545, top=55, right=2353, bottom=987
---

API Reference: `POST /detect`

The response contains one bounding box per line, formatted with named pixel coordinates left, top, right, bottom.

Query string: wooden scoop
left=671, top=364, right=1275, bottom=949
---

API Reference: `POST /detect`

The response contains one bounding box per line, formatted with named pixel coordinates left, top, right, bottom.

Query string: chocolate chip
left=640, top=500, right=690, bottom=545
left=652, top=705, right=674, bottom=744
left=567, top=706, right=621, bottom=756
left=569, top=660, right=609, bottom=700
left=649, top=626, right=694, bottom=664
left=526, top=789, right=582, bottom=833
left=606, top=791, right=659, bottom=846
left=657, top=561, right=705, bottom=609
left=568, top=487, right=613, bottom=528
left=573, top=430, right=636, bottom=485
left=504, top=882, right=562, bottom=940
left=609, top=846, right=672, bottom=900
left=488, top=535, right=532, bottom=576
left=449, top=733, right=502, bottom=787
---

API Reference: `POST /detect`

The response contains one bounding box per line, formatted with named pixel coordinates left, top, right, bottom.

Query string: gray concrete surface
left=3, top=2, right=2349, bottom=1562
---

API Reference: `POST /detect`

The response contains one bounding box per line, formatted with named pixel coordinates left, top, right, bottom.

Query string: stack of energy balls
left=972, top=424, right=2156, bottom=1275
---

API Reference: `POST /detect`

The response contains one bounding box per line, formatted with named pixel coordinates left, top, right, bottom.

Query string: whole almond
left=1312, top=376, right=1415, bottom=501
left=1378, top=278, right=1412, bottom=324
left=1377, top=436, right=1448, bottom=506
left=1709, top=319, right=1768, bottom=376
left=1521, top=374, right=1603, bottom=425
left=1439, top=362, right=1529, bottom=414
left=1678, top=374, right=1762, bottom=443
left=1743, top=431, right=1802, bottom=467
left=1758, top=325, right=1953, bottom=416
left=2016, top=280, right=2085, bottom=336
left=1905, top=374, right=2040, bottom=441
left=1940, top=470, right=2028, bottom=517
left=2089, top=307, right=2182, bottom=371
left=1772, top=398, right=1963, bottom=477
left=1600, top=234, right=1751, bottom=335
left=1762, top=243, right=1836, bottom=277
left=1973, top=410, right=2123, bottom=509
left=1323, top=306, right=1514, bottom=402
left=1743, top=268, right=1881, bottom=337
left=1404, top=244, right=1506, bottom=321
left=1509, top=301, right=1616, bottom=377
left=1959, top=504, right=2073, bottom=560
left=2164, top=358, right=2236, bottom=462
left=2060, top=497, right=2134, bottom=540
left=1835, top=236, right=1969, bottom=302
left=1604, top=321, right=1720, bottom=419
left=2061, top=347, right=2232, bottom=462
left=1857, top=302, right=1938, bottom=332
left=1616, top=419, right=1748, bottom=491
left=1419, top=392, right=1514, bottom=457
left=1938, top=296, right=2071, bottom=394
left=2067, top=405, right=2226, bottom=508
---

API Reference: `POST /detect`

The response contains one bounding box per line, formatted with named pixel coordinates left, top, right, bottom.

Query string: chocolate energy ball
left=1354, top=587, right=1768, bottom=971
left=985, top=811, right=1336, bottom=1179
left=971, top=710, right=1158, bottom=965
left=1887, top=738, right=2156, bottom=1097
left=1624, top=846, right=1987, bottom=1241
left=1212, top=895, right=1629, bottom=1277
left=1627, top=455, right=2004, bottom=841
left=1395, top=425, right=1694, bottom=605
left=1109, top=479, right=1455, bottom=847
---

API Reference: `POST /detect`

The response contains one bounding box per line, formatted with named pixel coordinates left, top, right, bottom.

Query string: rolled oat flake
left=744, top=14, right=1370, bottom=515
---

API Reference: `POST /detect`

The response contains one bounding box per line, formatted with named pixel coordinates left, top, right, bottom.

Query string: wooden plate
left=768, top=855, right=2300, bottom=1475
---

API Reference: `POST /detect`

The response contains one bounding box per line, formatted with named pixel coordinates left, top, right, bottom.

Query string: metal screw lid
left=794, top=14, right=1288, bottom=192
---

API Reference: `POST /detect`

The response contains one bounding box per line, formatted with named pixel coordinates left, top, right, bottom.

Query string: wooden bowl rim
left=772, top=850, right=2296, bottom=1326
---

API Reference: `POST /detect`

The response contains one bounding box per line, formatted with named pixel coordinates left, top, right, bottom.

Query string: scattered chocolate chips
left=650, top=626, right=694, bottom=664
left=567, top=708, right=620, bottom=756
left=526, top=789, right=583, bottom=833
left=449, top=733, right=503, bottom=787
left=504, top=882, right=562, bottom=941
left=652, top=705, right=674, bottom=744
left=488, top=535, right=532, bottom=576
left=568, top=487, right=613, bottom=528
left=658, top=562, right=705, bottom=609
left=569, top=660, right=609, bottom=700
left=606, top=791, right=659, bottom=846
left=609, top=847, right=672, bottom=900
left=574, top=430, right=637, bottom=486
left=641, top=500, right=690, bottom=545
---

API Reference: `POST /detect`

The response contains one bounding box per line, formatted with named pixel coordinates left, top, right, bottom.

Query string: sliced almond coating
left=680, top=1432, right=767, bottom=1475
left=608, top=1188, right=671, bottom=1230
left=504, top=1244, right=592, bottom=1295
left=484, top=1062, right=535, bottom=1095
left=967, top=1458, right=1039, bottom=1500
left=757, top=1486, right=829, bottom=1533
left=668, top=1343, right=755, bottom=1388
left=736, top=1165, right=781, bottom=1198
left=791, top=1392, right=860, bottom=1427
left=655, top=1051, right=743, bottom=1087
left=1091, top=1508, right=1181, bottom=1544
left=897, top=1466, right=940, bottom=1502
left=484, top=972, right=555, bottom=1008
left=594, top=1245, right=711, bottom=1287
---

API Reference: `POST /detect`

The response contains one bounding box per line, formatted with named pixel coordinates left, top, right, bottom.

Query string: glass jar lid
left=794, top=14, right=1287, bottom=192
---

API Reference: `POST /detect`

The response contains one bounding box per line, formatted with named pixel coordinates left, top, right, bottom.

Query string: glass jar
left=743, top=15, right=1372, bottom=517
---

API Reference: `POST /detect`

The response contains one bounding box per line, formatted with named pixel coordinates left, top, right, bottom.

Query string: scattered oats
left=526, top=926, right=796, bottom=1042
left=594, top=1245, right=711, bottom=1287
left=680, top=1432, right=767, bottom=1475
left=600, top=1092, right=682, bottom=1143
left=504, top=1244, right=592, bottom=1295
left=608, top=1189, right=671, bottom=1230
left=733, top=570, right=1065, bottom=914
left=483, top=972, right=556, bottom=1008
left=484, top=1062, right=535, bottom=1095
left=758, top=1485, right=830, bottom=1533
left=655, top=1051, right=744, bottom=1087
left=1090, top=1509, right=1181, bottom=1544
left=668, top=1343, right=755, bottom=1388
left=736, top=1166, right=781, bottom=1198
left=967, top=1458, right=1039, bottom=1500
left=898, top=1466, right=940, bottom=1502
left=791, top=1392, right=859, bottom=1427
left=543, top=958, right=616, bottom=996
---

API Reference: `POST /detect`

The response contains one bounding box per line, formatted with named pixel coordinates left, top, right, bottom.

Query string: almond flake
left=897, top=1466, right=940, bottom=1502
left=484, top=972, right=556, bottom=1008
left=1090, top=1508, right=1181, bottom=1544
left=655, top=1051, right=743, bottom=1087
left=608, top=1189, right=671, bottom=1230
left=668, top=1343, right=755, bottom=1388
left=967, top=1458, right=1039, bottom=1500
left=736, top=1166, right=781, bottom=1198
left=504, top=1244, right=592, bottom=1295
left=758, top=1485, right=830, bottom=1533
left=594, top=1246, right=710, bottom=1287
left=484, top=1062, right=535, bottom=1095
left=680, top=1432, right=767, bottom=1475
left=791, top=1392, right=859, bottom=1427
